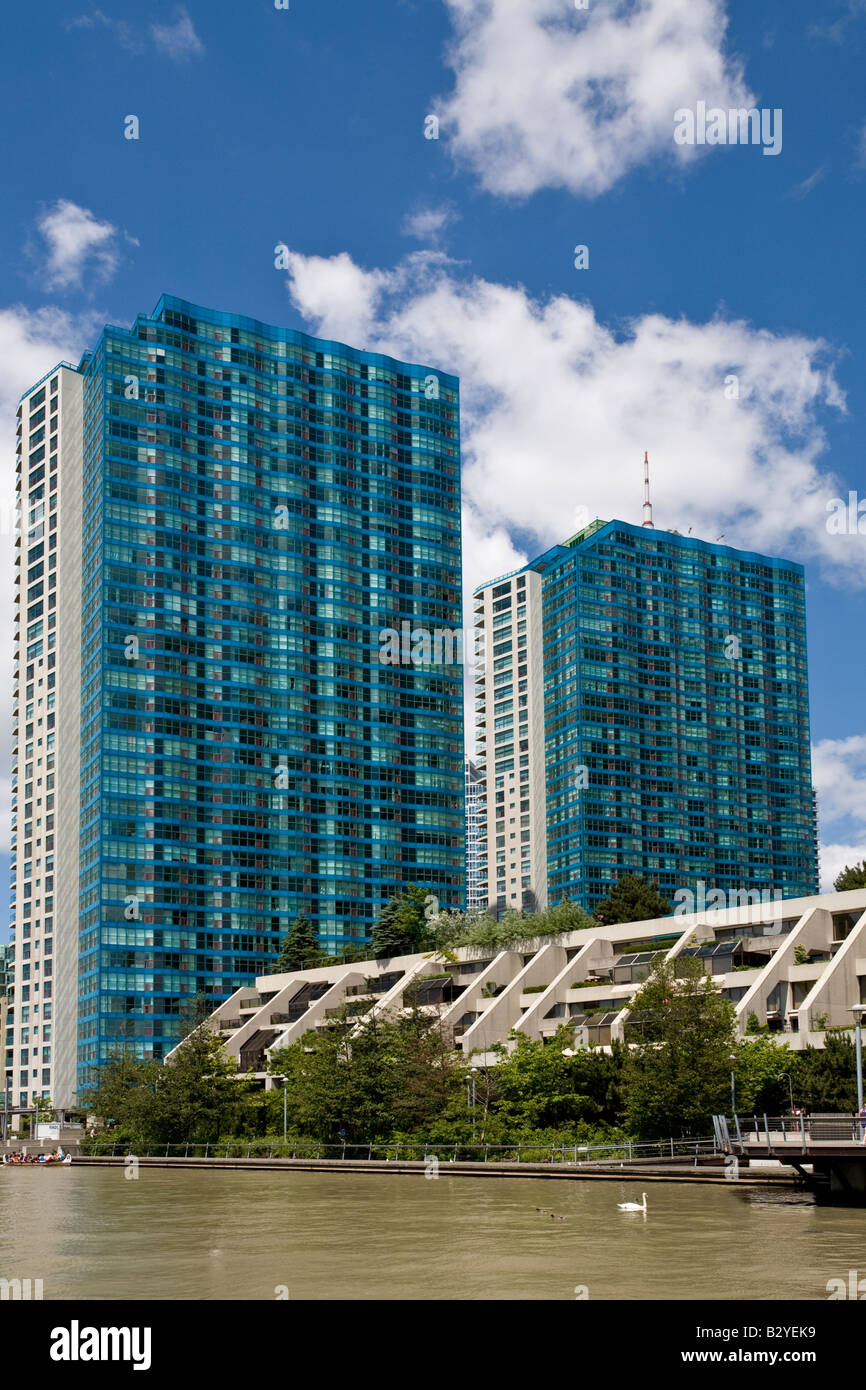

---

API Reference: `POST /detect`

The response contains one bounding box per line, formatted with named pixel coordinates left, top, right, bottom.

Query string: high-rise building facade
left=0, top=943, right=10, bottom=1000
left=0, top=943, right=9, bottom=1063
left=473, top=566, right=547, bottom=910
left=464, top=757, right=486, bottom=911
left=9, top=364, right=84, bottom=1115
left=475, top=518, right=817, bottom=913
left=8, top=296, right=464, bottom=1108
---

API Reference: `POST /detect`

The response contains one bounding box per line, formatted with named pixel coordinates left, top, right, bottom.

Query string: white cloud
left=808, top=0, right=866, bottom=43
left=281, top=247, right=858, bottom=595
left=820, top=843, right=866, bottom=893
left=282, top=250, right=393, bottom=356
left=282, top=247, right=861, bottom=777
left=68, top=7, right=204, bottom=59
left=67, top=9, right=139, bottom=50
left=435, top=0, right=753, bottom=197
left=813, top=735, right=866, bottom=829
left=401, top=205, right=459, bottom=243
left=0, top=306, right=101, bottom=420
left=786, top=167, right=826, bottom=201
left=812, top=735, right=866, bottom=890
left=150, top=8, right=205, bottom=61
left=36, top=201, right=121, bottom=291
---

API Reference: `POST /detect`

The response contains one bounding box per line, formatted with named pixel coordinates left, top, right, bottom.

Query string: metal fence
left=81, top=1136, right=718, bottom=1164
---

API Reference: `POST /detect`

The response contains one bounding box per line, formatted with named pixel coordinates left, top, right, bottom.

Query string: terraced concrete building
left=198, top=888, right=866, bottom=1077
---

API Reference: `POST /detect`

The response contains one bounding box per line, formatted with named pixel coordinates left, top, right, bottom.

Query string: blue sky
left=0, top=0, right=864, bottom=923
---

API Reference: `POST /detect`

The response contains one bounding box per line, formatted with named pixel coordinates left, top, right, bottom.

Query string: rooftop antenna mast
left=642, top=451, right=654, bottom=528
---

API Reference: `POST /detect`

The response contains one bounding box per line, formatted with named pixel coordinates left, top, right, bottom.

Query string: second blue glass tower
left=73, top=295, right=464, bottom=1085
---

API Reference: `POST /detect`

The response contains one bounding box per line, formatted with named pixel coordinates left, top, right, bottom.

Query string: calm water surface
left=1, top=1168, right=863, bottom=1300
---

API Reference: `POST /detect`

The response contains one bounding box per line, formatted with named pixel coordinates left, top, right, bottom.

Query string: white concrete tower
left=473, top=567, right=548, bottom=913
left=8, top=364, right=83, bottom=1114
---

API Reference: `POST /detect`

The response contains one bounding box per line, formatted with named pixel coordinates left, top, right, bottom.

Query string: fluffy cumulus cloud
left=279, top=246, right=857, bottom=596
left=35, top=201, right=121, bottom=291
left=435, top=0, right=753, bottom=197
left=813, top=735, right=866, bottom=888
left=280, top=246, right=864, bottom=858
left=0, top=304, right=102, bottom=522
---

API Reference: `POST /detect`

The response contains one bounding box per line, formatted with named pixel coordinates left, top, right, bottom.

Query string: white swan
left=618, top=1192, right=648, bottom=1211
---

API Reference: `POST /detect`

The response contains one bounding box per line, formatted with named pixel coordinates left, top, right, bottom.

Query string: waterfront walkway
left=67, top=1152, right=799, bottom=1186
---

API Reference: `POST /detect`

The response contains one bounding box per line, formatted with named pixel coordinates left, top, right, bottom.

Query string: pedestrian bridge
left=714, top=1114, right=866, bottom=1202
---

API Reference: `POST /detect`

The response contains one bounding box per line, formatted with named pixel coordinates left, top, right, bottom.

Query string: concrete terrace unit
left=194, top=888, right=866, bottom=1079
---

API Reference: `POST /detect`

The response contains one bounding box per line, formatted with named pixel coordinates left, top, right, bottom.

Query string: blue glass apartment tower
left=474, top=518, right=817, bottom=914
left=9, top=296, right=464, bottom=1107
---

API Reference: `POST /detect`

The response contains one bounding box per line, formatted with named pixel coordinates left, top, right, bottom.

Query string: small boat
left=2, top=1152, right=72, bottom=1166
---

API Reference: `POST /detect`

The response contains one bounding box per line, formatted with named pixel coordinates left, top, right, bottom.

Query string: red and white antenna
left=642, top=451, right=654, bottom=528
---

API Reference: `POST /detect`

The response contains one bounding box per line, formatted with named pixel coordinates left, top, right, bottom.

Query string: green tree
left=85, top=1029, right=253, bottom=1147
left=733, top=1035, right=793, bottom=1113
left=422, top=908, right=473, bottom=953
left=268, top=1006, right=466, bottom=1143
left=370, top=896, right=405, bottom=958
left=158, top=1028, right=253, bottom=1144
left=178, top=991, right=217, bottom=1039
left=791, top=1035, right=858, bottom=1112
left=388, top=896, right=595, bottom=958
left=593, top=873, right=673, bottom=926
left=275, top=911, right=321, bottom=972
left=388, top=1010, right=468, bottom=1135
left=624, top=956, right=736, bottom=1137
left=489, top=1031, right=626, bottom=1134
left=371, top=885, right=428, bottom=958
left=834, top=861, right=866, bottom=892
left=544, top=895, right=595, bottom=934
left=83, top=1052, right=163, bottom=1141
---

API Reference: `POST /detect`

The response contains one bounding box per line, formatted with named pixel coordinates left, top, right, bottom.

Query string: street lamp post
left=469, top=1067, right=478, bottom=1138
left=780, top=1071, right=794, bottom=1116
left=730, top=1054, right=737, bottom=1118
left=272, top=1074, right=288, bottom=1144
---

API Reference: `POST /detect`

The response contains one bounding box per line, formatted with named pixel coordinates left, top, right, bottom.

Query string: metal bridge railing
left=716, top=1114, right=866, bottom=1151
